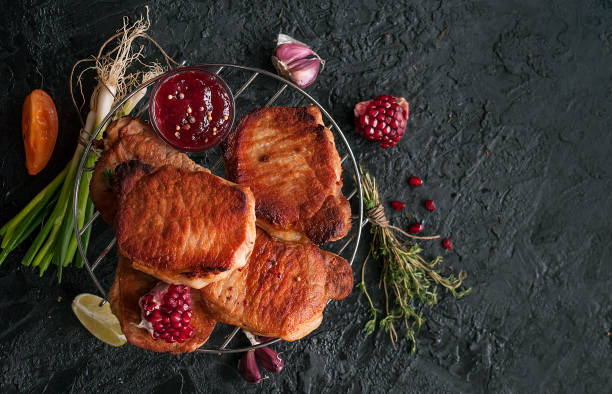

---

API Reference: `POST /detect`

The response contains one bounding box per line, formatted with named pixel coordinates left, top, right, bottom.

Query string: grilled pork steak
left=200, top=229, right=353, bottom=341
left=115, top=166, right=256, bottom=288
left=90, top=116, right=206, bottom=224
left=223, top=106, right=351, bottom=244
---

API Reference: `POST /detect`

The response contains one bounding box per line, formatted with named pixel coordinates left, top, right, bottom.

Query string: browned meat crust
left=90, top=117, right=206, bottom=224
left=108, top=255, right=216, bottom=354
left=223, top=106, right=351, bottom=244
left=321, top=249, right=354, bottom=300
left=111, top=160, right=154, bottom=197
left=200, top=229, right=353, bottom=341
left=115, top=166, right=256, bottom=288
left=301, top=194, right=352, bottom=245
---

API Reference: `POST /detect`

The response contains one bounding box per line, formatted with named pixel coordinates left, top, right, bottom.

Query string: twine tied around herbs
left=365, top=202, right=440, bottom=241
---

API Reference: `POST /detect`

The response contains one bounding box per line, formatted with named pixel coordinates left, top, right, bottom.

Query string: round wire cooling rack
left=72, top=64, right=365, bottom=354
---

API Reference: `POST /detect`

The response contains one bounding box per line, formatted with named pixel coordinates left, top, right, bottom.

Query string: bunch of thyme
left=357, top=167, right=471, bottom=352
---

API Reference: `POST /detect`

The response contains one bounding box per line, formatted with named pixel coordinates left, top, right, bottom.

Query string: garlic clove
left=275, top=43, right=318, bottom=67
left=255, top=347, right=285, bottom=373
left=238, top=350, right=263, bottom=384
left=286, top=58, right=322, bottom=89
left=272, top=33, right=325, bottom=89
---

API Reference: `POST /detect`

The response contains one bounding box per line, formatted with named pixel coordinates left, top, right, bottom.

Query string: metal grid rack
left=72, top=64, right=365, bottom=354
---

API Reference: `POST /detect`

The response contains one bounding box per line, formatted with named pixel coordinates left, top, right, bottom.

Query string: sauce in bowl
left=149, top=66, right=234, bottom=152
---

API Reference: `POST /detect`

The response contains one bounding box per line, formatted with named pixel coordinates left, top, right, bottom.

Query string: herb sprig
left=358, top=167, right=471, bottom=352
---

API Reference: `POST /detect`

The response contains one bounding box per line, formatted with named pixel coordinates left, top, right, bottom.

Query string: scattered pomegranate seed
left=138, top=282, right=195, bottom=343
left=408, top=176, right=422, bottom=187
left=424, top=199, right=436, bottom=212
left=353, top=94, right=409, bottom=148
left=442, top=237, right=453, bottom=250
left=390, top=200, right=405, bottom=211
left=408, top=223, right=423, bottom=234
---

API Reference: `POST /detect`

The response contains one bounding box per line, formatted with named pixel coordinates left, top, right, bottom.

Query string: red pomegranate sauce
left=150, top=68, right=234, bottom=152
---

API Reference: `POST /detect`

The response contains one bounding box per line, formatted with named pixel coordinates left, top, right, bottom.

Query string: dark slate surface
left=1, top=0, right=611, bottom=392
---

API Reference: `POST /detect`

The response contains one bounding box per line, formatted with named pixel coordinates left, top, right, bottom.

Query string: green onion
left=74, top=198, right=94, bottom=269
left=0, top=9, right=169, bottom=281
left=0, top=165, right=66, bottom=241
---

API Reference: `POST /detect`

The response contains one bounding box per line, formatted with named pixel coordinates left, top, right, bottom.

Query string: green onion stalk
left=0, top=8, right=171, bottom=281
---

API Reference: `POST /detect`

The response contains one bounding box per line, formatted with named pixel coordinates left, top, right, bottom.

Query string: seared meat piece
left=90, top=116, right=206, bottom=224
left=108, top=255, right=216, bottom=354
left=223, top=106, right=351, bottom=245
left=200, top=229, right=353, bottom=341
left=115, top=166, right=256, bottom=288
left=110, top=160, right=154, bottom=197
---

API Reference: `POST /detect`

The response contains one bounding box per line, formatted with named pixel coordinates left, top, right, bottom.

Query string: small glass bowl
left=148, top=66, right=235, bottom=153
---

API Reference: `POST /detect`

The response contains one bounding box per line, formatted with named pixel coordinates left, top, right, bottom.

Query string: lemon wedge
left=72, top=293, right=126, bottom=347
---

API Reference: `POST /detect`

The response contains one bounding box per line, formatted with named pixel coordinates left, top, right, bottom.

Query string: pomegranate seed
left=390, top=201, right=405, bottom=211
left=166, top=297, right=177, bottom=308
left=425, top=200, right=436, bottom=212
left=138, top=282, right=196, bottom=344
left=408, top=223, right=423, bottom=234
left=408, top=176, right=422, bottom=187
left=150, top=310, right=162, bottom=321
left=442, top=237, right=453, bottom=250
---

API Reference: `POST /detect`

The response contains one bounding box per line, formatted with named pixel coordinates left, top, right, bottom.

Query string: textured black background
left=1, top=0, right=611, bottom=393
